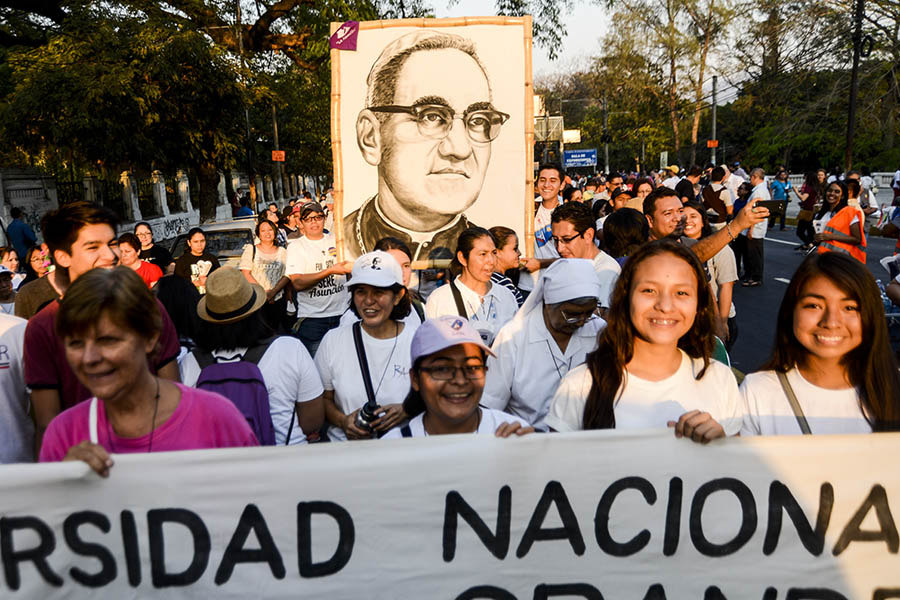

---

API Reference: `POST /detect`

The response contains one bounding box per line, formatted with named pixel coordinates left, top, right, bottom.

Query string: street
left=729, top=225, right=896, bottom=373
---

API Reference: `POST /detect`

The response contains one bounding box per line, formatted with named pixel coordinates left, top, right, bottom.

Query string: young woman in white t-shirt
left=316, top=251, right=415, bottom=441
left=382, top=316, right=533, bottom=439
left=545, top=239, right=743, bottom=443
left=425, top=227, right=518, bottom=346
left=740, top=252, right=900, bottom=435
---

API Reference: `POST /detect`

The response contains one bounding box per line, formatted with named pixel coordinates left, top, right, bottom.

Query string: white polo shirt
left=482, top=308, right=604, bottom=430
left=424, top=277, right=519, bottom=347
left=591, top=249, right=621, bottom=308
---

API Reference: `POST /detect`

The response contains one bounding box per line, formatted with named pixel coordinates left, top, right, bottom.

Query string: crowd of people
left=0, top=158, right=899, bottom=476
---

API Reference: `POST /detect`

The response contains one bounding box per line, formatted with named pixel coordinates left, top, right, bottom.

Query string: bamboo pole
left=523, top=16, right=535, bottom=259
left=329, top=21, right=345, bottom=263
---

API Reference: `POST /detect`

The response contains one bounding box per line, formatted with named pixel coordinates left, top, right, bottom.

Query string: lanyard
left=544, top=339, right=573, bottom=380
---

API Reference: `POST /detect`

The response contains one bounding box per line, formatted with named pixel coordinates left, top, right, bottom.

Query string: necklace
left=368, top=321, right=399, bottom=397
left=106, top=377, right=161, bottom=453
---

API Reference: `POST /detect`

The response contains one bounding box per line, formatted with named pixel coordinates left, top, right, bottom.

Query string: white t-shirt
left=662, top=176, right=681, bottom=189
left=545, top=350, right=743, bottom=434
left=180, top=336, right=324, bottom=445
left=381, top=407, right=529, bottom=439
left=314, top=322, right=415, bottom=442
left=482, top=308, right=604, bottom=430
left=740, top=368, right=872, bottom=435
left=240, top=244, right=286, bottom=300
left=707, top=244, right=738, bottom=318
left=0, top=314, right=32, bottom=463
left=285, top=234, right=348, bottom=318
left=591, top=250, right=621, bottom=308
left=424, top=277, right=519, bottom=347
left=742, top=182, right=770, bottom=239
left=522, top=201, right=561, bottom=291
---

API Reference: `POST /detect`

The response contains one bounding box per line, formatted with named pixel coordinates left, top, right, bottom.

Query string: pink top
left=39, top=383, right=258, bottom=462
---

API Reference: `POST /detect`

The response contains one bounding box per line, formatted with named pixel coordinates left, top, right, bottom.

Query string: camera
left=355, top=400, right=384, bottom=432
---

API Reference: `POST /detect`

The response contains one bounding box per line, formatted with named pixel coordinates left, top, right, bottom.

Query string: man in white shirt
left=286, top=202, right=352, bottom=355
left=483, top=259, right=604, bottom=430
left=550, top=201, right=620, bottom=310
left=521, top=163, right=565, bottom=294
left=740, top=168, right=770, bottom=287
left=662, top=165, right=681, bottom=189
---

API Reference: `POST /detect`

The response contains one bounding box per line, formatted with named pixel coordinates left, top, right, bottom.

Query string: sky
left=433, top=0, right=611, bottom=78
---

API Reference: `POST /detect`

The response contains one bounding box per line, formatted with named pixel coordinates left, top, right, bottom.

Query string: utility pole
left=236, top=0, right=254, bottom=202
left=711, top=75, right=718, bottom=166
left=844, top=0, right=865, bottom=171
left=602, top=92, right=609, bottom=175
left=272, top=105, right=284, bottom=202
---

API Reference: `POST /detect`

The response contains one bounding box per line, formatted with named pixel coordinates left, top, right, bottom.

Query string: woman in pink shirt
left=40, top=267, right=257, bottom=476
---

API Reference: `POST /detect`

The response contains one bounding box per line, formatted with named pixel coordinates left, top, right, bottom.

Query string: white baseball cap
left=348, top=251, right=403, bottom=289
left=410, top=316, right=495, bottom=364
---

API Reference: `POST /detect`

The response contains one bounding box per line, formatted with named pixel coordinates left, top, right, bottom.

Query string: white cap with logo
left=347, top=250, right=403, bottom=289
left=410, top=316, right=495, bottom=364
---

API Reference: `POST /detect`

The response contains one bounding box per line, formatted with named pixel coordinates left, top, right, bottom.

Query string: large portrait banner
left=330, top=17, right=534, bottom=264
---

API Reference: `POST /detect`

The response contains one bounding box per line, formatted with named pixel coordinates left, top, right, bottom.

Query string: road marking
left=764, top=237, right=798, bottom=246
left=774, top=277, right=791, bottom=284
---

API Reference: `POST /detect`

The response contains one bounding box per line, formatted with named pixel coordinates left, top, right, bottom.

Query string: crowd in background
left=0, top=160, right=899, bottom=474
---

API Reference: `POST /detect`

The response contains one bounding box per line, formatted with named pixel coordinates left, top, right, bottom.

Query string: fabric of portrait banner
left=1, top=431, right=898, bottom=598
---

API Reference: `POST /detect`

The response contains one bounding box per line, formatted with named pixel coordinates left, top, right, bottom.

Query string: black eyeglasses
left=418, top=364, right=487, bottom=381
left=367, top=104, right=509, bottom=143
left=303, top=214, right=325, bottom=223
left=552, top=231, right=585, bottom=246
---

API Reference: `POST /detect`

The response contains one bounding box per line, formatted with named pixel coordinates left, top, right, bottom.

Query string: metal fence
left=136, top=177, right=158, bottom=218
left=55, top=181, right=84, bottom=205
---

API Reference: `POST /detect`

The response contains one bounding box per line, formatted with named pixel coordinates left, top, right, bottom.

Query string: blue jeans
left=296, top=315, right=342, bottom=357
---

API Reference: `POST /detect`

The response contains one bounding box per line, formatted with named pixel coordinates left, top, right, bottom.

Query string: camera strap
left=448, top=278, right=468, bottom=318
left=352, top=321, right=379, bottom=411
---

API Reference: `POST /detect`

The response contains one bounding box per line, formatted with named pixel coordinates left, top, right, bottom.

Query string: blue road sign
left=563, top=149, right=597, bottom=168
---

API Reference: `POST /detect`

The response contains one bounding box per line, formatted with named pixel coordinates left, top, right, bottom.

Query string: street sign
left=563, top=129, right=582, bottom=144
left=660, top=151, right=668, bottom=170
left=272, top=150, right=285, bottom=162
left=563, top=149, right=597, bottom=168
left=706, top=140, right=719, bottom=148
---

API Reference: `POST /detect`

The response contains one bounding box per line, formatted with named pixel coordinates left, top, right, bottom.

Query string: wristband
left=725, top=223, right=735, bottom=241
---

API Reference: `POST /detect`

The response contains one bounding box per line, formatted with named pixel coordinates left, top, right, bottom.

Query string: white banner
left=0, top=431, right=898, bottom=599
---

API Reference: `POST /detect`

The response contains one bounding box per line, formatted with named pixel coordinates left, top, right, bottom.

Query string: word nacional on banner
left=0, top=431, right=898, bottom=599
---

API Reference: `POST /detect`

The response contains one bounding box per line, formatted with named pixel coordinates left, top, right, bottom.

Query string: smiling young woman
left=315, top=251, right=416, bottom=441
left=740, top=253, right=900, bottom=435
left=544, top=239, right=743, bottom=444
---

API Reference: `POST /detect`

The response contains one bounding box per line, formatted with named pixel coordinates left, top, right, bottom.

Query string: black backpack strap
left=352, top=322, right=378, bottom=409
left=411, top=299, right=425, bottom=323
left=285, top=407, right=296, bottom=445
left=192, top=348, right=215, bottom=369
left=242, top=337, right=276, bottom=365
left=448, top=278, right=467, bottom=318
left=400, top=424, right=412, bottom=438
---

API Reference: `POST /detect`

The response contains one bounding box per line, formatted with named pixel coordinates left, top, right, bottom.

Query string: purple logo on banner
left=330, top=21, right=359, bottom=51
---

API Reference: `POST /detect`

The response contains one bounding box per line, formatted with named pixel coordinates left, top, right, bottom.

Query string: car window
left=170, top=230, right=255, bottom=259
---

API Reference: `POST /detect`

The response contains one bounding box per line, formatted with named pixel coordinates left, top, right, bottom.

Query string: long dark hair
left=682, top=200, right=713, bottom=239
left=582, top=239, right=717, bottom=429
left=402, top=349, right=487, bottom=418
left=815, top=181, right=848, bottom=220
left=760, top=253, right=900, bottom=431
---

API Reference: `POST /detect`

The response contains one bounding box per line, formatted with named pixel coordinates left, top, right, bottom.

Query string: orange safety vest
left=818, top=206, right=867, bottom=263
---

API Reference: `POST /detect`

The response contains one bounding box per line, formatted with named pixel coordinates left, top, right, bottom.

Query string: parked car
left=167, top=217, right=258, bottom=269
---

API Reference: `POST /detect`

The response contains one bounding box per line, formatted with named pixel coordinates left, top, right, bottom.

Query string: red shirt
left=135, top=260, right=163, bottom=287
left=24, top=299, right=181, bottom=409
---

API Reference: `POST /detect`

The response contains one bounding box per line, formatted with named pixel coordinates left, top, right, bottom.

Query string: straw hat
left=197, top=267, right=267, bottom=325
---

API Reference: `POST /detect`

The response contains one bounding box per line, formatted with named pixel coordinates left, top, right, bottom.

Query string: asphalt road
left=728, top=225, right=896, bottom=373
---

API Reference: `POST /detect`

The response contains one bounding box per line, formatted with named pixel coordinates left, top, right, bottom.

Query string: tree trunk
left=197, top=162, right=220, bottom=222
left=689, top=5, right=714, bottom=167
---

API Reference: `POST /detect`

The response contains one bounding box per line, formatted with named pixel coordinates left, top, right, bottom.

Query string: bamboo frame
left=330, top=16, right=535, bottom=266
